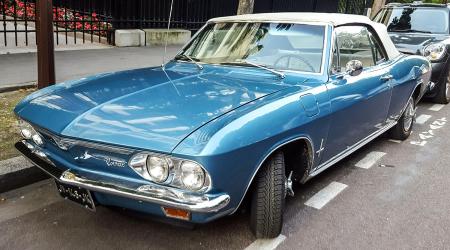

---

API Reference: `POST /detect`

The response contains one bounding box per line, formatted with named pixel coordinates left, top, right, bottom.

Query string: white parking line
left=355, top=151, right=386, bottom=169
left=388, top=139, right=402, bottom=143
left=415, top=114, right=432, bottom=125
left=304, top=182, right=348, bottom=210
left=429, top=104, right=445, bottom=112
left=244, top=234, right=286, bottom=250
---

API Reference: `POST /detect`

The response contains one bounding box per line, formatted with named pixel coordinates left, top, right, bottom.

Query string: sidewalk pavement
left=0, top=45, right=182, bottom=91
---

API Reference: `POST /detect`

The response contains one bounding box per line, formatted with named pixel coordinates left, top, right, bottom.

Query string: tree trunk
left=237, top=0, right=255, bottom=15
left=371, top=0, right=387, bottom=18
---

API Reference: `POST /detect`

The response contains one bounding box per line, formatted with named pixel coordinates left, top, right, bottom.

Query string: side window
left=335, top=26, right=383, bottom=72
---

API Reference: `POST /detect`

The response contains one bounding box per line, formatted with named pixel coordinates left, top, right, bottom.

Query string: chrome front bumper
left=15, top=141, right=230, bottom=213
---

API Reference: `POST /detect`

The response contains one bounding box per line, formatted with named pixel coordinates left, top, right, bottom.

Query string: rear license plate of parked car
left=55, top=181, right=96, bottom=211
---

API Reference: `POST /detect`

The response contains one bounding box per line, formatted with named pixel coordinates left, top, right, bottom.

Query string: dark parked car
left=374, top=2, right=450, bottom=104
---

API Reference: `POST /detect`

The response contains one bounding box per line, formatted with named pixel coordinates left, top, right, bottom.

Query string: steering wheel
left=273, top=54, right=316, bottom=73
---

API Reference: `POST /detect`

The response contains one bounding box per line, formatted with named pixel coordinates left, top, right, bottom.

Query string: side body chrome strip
left=304, top=121, right=397, bottom=181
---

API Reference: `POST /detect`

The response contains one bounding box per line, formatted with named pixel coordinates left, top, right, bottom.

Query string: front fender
left=172, top=84, right=331, bottom=212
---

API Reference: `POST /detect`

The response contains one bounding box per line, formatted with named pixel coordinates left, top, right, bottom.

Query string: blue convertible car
left=15, top=13, right=430, bottom=238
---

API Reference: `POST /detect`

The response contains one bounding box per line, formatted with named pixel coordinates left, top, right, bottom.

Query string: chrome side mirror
left=346, top=60, right=363, bottom=76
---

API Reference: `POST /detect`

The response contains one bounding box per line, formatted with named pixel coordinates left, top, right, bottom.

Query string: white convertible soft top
left=209, top=12, right=401, bottom=59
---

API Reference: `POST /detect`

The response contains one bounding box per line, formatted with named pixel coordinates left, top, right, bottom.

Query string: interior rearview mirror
left=346, top=60, right=363, bottom=76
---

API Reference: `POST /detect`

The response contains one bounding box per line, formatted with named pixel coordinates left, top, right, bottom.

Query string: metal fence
left=1, top=0, right=112, bottom=46
left=1, top=0, right=371, bottom=47
left=0, top=0, right=239, bottom=47
left=254, top=0, right=339, bottom=13
left=108, top=0, right=239, bottom=30
left=1, top=0, right=37, bottom=46
left=338, top=0, right=372, bottom=15
left=254, top=0, right=371, bottom=14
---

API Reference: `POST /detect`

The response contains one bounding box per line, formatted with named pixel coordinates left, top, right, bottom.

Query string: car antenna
left=162, top=0, right=175, bottom=70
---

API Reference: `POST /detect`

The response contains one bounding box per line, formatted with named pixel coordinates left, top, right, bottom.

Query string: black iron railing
left=1, top=0, right=371, bottom=47
left=338, top=0, right=372, bottom=15
left=254, top=0, right=370, bottom=14
left=1, top=0, right=37, bottom=46
left=1, top=0, right=240, bottom=46
left=0, top=0, right=112, bottom=46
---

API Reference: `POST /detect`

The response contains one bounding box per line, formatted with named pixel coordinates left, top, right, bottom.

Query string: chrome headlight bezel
left=146, top=156, right=170, bottom=183
left=179, top=161, right=206, bottom=191
left=129, top=153, right=211, bottom=192
left=18, top=119, right=36, bottom=139
left=423, top=43, right=447, bottom=62
left=18, top=119, right=44, bottom=146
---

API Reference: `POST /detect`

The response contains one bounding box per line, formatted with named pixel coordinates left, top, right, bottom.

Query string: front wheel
left=390, top=96, right=415, bottom=140
left=250, top=152, right=285, bottom=239
left=432, top=66, right=450, bottom=104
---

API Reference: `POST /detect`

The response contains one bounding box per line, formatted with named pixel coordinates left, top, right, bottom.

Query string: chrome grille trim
left=36, top=128, right=135, bottom=154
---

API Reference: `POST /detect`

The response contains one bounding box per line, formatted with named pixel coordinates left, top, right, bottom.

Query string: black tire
left=390, top=96, right=415, bottom=140
left=432, top=67, right=450, bottom=104
left=250, top=151, right=285, bottom=239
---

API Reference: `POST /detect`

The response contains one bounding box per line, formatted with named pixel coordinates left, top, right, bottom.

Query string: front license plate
left=55, top=181, right=96, bottom=211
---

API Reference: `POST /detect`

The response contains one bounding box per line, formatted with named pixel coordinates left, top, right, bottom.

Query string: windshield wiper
left=390, top=29, right=432, bottom=34
left=222, top=60, right=285, bottom=79
left=174, top=54, right=203, bottom=70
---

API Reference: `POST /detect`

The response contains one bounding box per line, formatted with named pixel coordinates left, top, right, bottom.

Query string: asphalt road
left=0, top=101, right=449, bottom=250
left=0, top=46, right=181, bottom=88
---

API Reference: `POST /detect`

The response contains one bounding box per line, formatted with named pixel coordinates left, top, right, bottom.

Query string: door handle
left=380, top=74, right=393, bottom=82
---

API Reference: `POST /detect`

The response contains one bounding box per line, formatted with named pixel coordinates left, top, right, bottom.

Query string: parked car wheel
left=432, top=67, right=450, bottom=104
left=390, top=97, right=415, bottom=140
left=250, top=151, right=285, bottom=239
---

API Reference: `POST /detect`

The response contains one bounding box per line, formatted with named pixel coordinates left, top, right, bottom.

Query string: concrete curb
left=0, top=82, right=36, bottom=93
left=0, top=156, right=49, bottom=193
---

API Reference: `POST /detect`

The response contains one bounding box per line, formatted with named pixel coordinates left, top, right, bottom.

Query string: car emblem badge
left=105, top=157, right=127, bottom=168
left=75, top=151, right=127, bottom=168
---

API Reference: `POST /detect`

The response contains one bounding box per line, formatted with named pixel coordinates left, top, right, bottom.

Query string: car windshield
left=374, top=7, right=449, bottom=34
left=176, top=22, right=326, bottom=73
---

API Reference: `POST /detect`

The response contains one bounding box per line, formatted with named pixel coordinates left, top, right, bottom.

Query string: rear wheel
left=432, top=66, right=450, bottom=104
left=390, top=96, right=415, bottom=140
left=250, top=152, right=285, bottom=239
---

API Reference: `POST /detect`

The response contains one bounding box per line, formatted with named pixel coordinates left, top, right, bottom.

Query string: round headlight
left=18, top=120, right=35, bottom=139
left=32, top=133, right=44, bottom=145
left=146, top=156, right=169, bottom=183
left=423, top=43, right=446, bottom=62
left=180, top=161, right=205, bottom=191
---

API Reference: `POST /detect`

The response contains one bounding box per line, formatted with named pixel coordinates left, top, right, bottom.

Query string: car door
left=319, top=25, right=394, bottom=165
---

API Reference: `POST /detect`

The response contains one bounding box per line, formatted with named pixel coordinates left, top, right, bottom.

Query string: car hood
left=389, top=32, right=450, bottom=55
left=15, top=63, right=300, bottom=153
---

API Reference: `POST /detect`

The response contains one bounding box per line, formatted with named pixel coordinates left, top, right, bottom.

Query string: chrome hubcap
left=446, top=82, right=450, bottom=99
left=403, top=98, right=415, bottom=132
left=285, top=171, right=294, bottom=197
